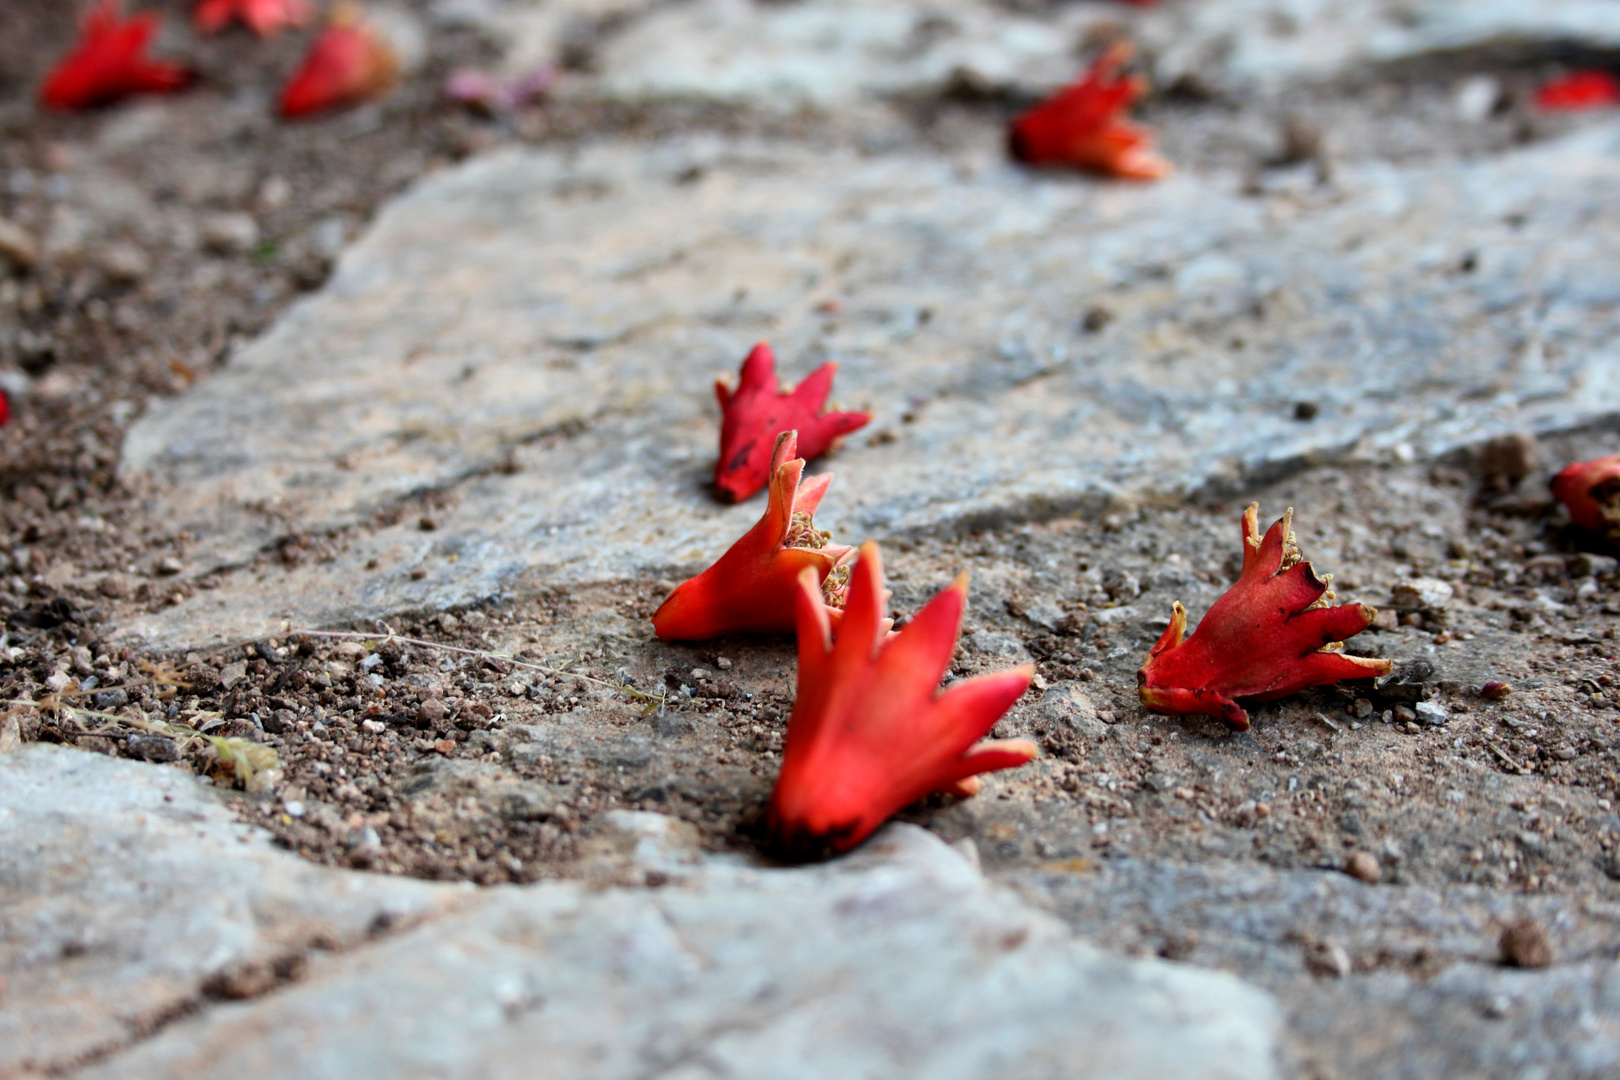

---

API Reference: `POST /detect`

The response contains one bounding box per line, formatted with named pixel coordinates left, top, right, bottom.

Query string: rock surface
left=448, top=0, right=1620, bottom=106
left=123, top=123, right=1620, bottom=649
left=0, top=746, right=1281, bottom=1080
left=0, top=745, right=457, bottom=1077
left=1016, top=858, right=1620, bottom=1079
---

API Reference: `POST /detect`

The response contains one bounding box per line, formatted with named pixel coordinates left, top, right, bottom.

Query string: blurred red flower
left=1008, top=41, right=1169, bottom=181
left=40, top=0, right=194, bottom=111
left=1551, top=455, right=1620, bottom=540
left=278, top=5, right=399, bottom=119
left=194, top=0, right=312, bottom=37
left=1534, top=70, right=1620, bottom=112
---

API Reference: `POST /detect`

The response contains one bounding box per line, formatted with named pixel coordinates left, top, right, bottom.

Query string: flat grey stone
left=588, top=0, right=1095, bottom=108
left=1015, top=857, right=1620, bottom=1079
left=6, top=756, right=1281, bottom=1080
left=0, top=745, right=456, bottom=1076
left=459, top=0, right=1620, bottom=108
left=1142, top=0, right=1620, bottom=93
left=121, top=125, right=1620, bottom=649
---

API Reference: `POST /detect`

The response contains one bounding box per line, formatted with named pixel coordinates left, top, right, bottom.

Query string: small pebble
left=92, top=241, right=149, bottom=284
left=0, top=216, right=38, bottom=269
left=1499, top=917, right=1553, bottom=969
left=416, top=699, right=447, bottom=728
left=1414, top=701, right=1449, bottom=726
left=201, top=212, right=260, bottom=256
left=1305, top=939, right=1352, bottom=978
left=1344, top=851, right=1380, bottom=883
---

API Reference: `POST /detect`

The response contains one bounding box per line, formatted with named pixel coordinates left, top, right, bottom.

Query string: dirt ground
left=3, top=0, right=1619, bottom=915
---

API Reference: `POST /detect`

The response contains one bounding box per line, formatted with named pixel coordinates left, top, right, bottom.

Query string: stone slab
left=446, top=0, right=1620, bottom=107
left=80, top=823, right=1280, bottom=1080
left=1142, top=0, right=1620, bottom=93
left=0, top=745, right=459, bottom=1076
left=120, top=124, right=1620, bottom=649
left=1016, top=858, right=1620, bottom=1079
left=0, top=746, right=1281, bottom=1080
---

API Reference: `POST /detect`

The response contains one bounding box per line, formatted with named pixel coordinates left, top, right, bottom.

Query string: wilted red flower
left=278, top=4, right=399, bottom=119
left=714, top=342, right=869, bottom=504
left=40, top=0, right=194, bottom=111
left=654, top=431, right=854, bottom=641
left=768, top=541, right=1037, bottom=858
left=1534, top=70, right=1620, bottom=112
left=1138, top=504, right=1391, bottom=732
left=1008, top=40, right=1169, bottom=181
left=1551, top=455, right=1620, bottom=540
left=194, top=0, right=311, bottom=37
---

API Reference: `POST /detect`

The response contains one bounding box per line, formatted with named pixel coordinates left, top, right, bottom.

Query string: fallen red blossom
left=193, top=0, right=311, bottom=37
left=1551, top=455, right=1620, bottom=541
left=1534, top=70, right=1620, bottom=112
left=278, top=4, right=399, bottom=119
left=654, top=431, right=853, bottom=641
left=1008, top=40, right=1169, bottom=181
left=1138, top=504, right=1391, bottom=732
left=769, top=541, right=1037, bottom=858
left=713, top=342, right=869, bottom=504
left=40, top=0, right=194, bottom=111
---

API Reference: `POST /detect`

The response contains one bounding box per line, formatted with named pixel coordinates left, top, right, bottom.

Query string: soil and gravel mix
left=3, top=0, right=1619, bottom=917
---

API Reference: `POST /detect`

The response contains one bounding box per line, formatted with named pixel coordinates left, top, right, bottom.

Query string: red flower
left=654, top=431, right=854, bottom=641
left=769, top=541, right=1037, bottom=858
left=278, top=5, right=399, bottom=119
left=714, top=342, right=870, bottom=503
left=1138, top=504, right=1391, bottom=732
left=194, top=0, right=311, bottom=37
left=1008, top=41, right=1170, bottom=181
left=0, top=390, right=10, bottom=428
left=40, top=0, right=194, bottom=111
left=1534, top=70, right=1620, bottom=112
left=1551, top=455, right=1620, bottom=540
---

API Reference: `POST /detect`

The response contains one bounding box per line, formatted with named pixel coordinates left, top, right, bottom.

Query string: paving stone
left=1015, top=857, right=1620, bottom=1079
left=120, top=124, right=1620, bottom=649
left=88, top=825, right=1280, bottom=1080
left=454, top=0, right=1620, bottom=107
left=0, top=747, right=1282, bottom=1080
left=0, top=745, right=457, bottom=1077
left=1142, top=0, right=1620, bottom=93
